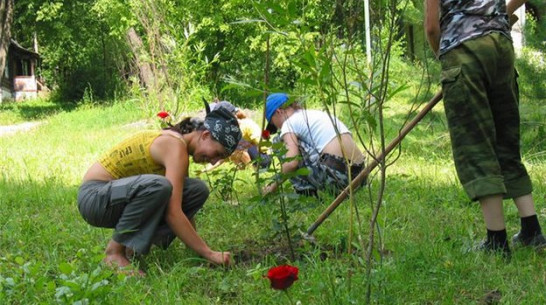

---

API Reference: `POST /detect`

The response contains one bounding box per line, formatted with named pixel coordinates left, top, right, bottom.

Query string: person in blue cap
left=262, top=93, right=366, bottom=197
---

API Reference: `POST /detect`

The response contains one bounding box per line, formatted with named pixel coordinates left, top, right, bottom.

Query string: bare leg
left=514, top=193, right=536, bottom=217
left=479, top=194, right=506, bottom=230
left=512, top=193, right=546, bottom=246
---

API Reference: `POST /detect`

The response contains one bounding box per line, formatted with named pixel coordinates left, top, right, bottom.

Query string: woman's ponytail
left=164, top=117, right=205, bottom=135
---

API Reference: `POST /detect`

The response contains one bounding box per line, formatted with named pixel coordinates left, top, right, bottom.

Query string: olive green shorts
left=439, top=32, right=532, bottom=201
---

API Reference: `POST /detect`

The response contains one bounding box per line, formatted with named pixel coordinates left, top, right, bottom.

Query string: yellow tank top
left=98, top=130, right=167, bottom=179
left=238, top=118, right=268, bottom=153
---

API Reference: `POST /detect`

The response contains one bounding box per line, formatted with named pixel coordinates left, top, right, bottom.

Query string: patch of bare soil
left=232, top=239, right=302, bottom=265
left=231, top=236, right=372, bottom=265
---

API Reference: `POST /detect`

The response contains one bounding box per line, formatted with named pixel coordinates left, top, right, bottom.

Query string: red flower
left=157, top=111, right=170, bottom=119
left=262, top=129, right=271, bottom=140
left=266, top=265, right=299, bottom=290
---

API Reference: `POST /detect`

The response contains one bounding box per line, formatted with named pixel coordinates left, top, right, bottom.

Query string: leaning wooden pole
left=305, top=91, right=443, bottom=237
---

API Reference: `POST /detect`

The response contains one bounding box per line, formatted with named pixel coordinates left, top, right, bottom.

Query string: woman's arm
left=197, top=159, right=226, bottom=174
left=280, top=132, right=301, bottom=173
left=424, top=0, right=441, bottom=56
left=262, top=132, right=300, bottom=195
left=151, top=136, right=230, bottom=265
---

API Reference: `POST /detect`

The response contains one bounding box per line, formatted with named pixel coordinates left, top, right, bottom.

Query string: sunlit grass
left=1, top=87, right=545, bottom=304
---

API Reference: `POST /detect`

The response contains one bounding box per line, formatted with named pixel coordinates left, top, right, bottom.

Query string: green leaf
left=295, top=167, right=310, bottom=176
left=58, top=262, right=73, bottom=275
left=14, top=256, right=25, bottom=266
left=338, top=99, right=362, bottom=108
left=386, top=83, right=410, bottom=101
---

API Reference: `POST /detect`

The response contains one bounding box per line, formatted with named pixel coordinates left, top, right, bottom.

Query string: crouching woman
left=77, top=108, right=241, bottom=273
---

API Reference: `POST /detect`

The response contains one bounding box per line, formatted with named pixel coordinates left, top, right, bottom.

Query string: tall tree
left=126, top=26, right=155, bottom=92
left=0, top=0, right=13, bottom=83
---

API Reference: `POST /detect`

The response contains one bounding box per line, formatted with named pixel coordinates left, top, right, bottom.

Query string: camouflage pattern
left=440, top=32, right=532, bottom=201
left=439, top=0, right=511, bottom=56
left=273, top=135, right=365, bottom=195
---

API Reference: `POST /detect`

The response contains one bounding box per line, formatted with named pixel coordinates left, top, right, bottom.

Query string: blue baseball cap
left=265, top=93, right=289, bottom=133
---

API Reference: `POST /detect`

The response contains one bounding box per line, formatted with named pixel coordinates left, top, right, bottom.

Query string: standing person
left=261, top=93, right=366, bottom=197
left=78, top=107, right=242, bottom=274
left=425, top=0, right=544, bottom=256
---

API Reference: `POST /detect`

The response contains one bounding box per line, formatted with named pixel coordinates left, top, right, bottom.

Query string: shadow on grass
left=19, top=103, right=77, bottom=120
left=0, top=99, right=77, bottom=122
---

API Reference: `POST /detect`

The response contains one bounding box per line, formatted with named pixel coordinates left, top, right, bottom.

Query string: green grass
left=1, top=77, right=546, bottom=303
left=0, top=99, right=77, bottom=125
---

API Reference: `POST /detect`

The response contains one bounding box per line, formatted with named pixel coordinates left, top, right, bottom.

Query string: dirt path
left=0, top=122, right=43, bottom=137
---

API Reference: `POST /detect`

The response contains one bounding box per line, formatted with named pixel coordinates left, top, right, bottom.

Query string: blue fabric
left=265, top=93, right=289, bottom=121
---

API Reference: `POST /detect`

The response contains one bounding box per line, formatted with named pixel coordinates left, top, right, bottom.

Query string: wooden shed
left=1, top=39, right=42, bottom=102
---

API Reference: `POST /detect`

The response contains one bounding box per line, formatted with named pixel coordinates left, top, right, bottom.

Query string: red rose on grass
left=262, top=129, right=271, bottom=140
left=266, top=265, right=299, bottom=290
left=157, top=111, right=170, bottom=119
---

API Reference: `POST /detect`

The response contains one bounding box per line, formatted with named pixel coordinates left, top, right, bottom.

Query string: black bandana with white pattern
left=204, top=107, right=241, bottom=154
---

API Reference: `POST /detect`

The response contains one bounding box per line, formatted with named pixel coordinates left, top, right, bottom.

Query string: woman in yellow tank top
left=78, top=107, right=241, bottom=275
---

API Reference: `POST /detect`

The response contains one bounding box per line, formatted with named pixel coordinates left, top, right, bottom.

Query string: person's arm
left=507, top=0, right=527, bottom=16
left=424, top=0, right=441, bottom=56
left=151, top=136, right=230, bottom=265
left=197, top=159, right=226, bottom=174
left=262, top=132, right=300, bottom=195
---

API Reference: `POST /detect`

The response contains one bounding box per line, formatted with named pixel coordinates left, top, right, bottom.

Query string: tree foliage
left=8, top=0, right=424, bottom=105
left=12, top=0, right=127, bottom=101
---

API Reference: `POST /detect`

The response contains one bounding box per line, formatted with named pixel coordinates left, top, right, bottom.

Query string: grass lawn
left=0, top=88, right=545, bottom=304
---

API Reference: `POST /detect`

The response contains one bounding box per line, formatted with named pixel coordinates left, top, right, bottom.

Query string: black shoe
left=512, top=232, right=546, bottom=249
left=473, top=239, right=512, bottom=259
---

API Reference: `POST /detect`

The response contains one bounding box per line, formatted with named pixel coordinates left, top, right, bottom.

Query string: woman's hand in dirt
left=207, top=251, right=232, bottom=266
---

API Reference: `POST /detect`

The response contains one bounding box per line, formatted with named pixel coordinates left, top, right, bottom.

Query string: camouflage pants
left=283, top=138, right=365, bottom=195
left=439, top=32, right=532, bottom=201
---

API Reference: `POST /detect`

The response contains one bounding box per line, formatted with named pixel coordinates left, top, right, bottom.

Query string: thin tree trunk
left=126, top=26, right=155, bottom=91
left=0, top=0, right=14, bottom=84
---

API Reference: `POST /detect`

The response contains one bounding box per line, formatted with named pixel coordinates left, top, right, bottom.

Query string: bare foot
left=103, top=252, right=131, bottom=268
left=103, top=240, right=145, bottom=277
left=103, top=254, right=145, bottom=277
left=125, top=247, right=136, bottom=260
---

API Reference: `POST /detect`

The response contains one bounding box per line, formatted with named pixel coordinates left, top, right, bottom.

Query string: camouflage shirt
left=439, top=0, right=511, bottom=56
